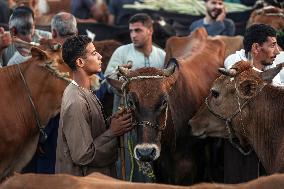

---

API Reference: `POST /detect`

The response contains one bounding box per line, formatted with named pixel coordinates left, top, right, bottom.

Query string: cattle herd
left=0, top=3, right=284, bottom=189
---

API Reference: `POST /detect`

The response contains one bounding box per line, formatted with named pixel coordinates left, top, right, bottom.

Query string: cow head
left=189, top=61, right=283, bottom=141
left=107, top=59, right=178, bottom=162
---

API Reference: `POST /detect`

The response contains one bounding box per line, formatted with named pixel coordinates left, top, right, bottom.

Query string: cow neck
left=245, top=86, right=284, bottom=173
left=16, top=63, right=47, bottom=143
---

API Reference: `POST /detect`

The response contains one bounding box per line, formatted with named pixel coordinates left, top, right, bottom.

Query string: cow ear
left=237, top=79, right=259, bottom=99
left=106, top=77, right=123, bottom=95
left=31, top=47, right=48, bottom=60
left=260, top=63, right=283, bottom=83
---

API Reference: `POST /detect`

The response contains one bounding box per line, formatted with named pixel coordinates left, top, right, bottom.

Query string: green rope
left=127, top=137, right=135, bottom=182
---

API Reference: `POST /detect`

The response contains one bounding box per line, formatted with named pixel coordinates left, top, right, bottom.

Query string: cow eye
left=211, top=89, right=219, bottom=98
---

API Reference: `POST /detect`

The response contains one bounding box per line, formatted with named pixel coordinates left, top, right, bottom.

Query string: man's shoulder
left=190, top=18, right=204, bottom=28
left=224, top=18, right=235, bottom=26
left=152, top=45, right=165, bottom=55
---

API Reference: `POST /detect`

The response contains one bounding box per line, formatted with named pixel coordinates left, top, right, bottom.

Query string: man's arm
left=62, top=96, right=132, bottom=167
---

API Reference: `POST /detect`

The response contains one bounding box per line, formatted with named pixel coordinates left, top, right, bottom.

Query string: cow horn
left=260, top=63, right=283, bottom=82
left=163, top=58, right=177, bottom=76
left=218, top=68, right=237, bottom=76
left=118, top=66, right=130, bottom=77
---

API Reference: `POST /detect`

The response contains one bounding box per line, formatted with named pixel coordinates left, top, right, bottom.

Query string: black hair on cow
left=62, top=35, right=92, bottom=71
left=243, top=24, right=277, bottom=57
left=128, top=13, right=153, bottom=29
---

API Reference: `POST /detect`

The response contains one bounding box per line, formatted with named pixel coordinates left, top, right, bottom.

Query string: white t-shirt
left=105, top=43, right=166, bottom=76
left=224, top=49, right=284, bottom=86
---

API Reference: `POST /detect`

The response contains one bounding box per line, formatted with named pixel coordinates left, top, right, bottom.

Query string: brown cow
left=189, top=60, right=284, bottom=174
left=1, top=172, right=284, bottom=189
left=213, top=35, right=243, bottom=58
left=107, top=28, right=226, bottom=184
left=0, top=45, right=72, bottom=181
left=247, top=6, right=284, bottom=30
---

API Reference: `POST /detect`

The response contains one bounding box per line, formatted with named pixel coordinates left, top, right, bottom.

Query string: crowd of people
left=0, top=0, right=283, bottom=185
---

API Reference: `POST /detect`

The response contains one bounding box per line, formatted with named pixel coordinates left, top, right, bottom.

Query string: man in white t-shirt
left=105, top=13, right=165, bottom=75
left=224, top=24, right=283, bottom=86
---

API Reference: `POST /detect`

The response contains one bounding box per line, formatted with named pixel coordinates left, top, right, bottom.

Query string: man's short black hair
left=62, top=35, right=92, bottom=71
left=128, top=13, right=153, bottom=28
left=244, top=24, right=277, bottom=56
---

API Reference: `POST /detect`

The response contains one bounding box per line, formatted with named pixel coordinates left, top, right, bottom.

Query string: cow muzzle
left=134, top=143, right=160, bottom=162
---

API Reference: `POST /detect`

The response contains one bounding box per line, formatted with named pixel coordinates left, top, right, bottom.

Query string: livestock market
left=0, top=0, right=284, bottom=189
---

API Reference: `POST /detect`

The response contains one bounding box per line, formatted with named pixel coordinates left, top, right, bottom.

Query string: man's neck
left=253, top=61, right=265, bottom=71
left=73, top=71, right=91, bottom=90
left=135, top=42, right=152, bottom=57
left=204, top=15, right=215, bottom=24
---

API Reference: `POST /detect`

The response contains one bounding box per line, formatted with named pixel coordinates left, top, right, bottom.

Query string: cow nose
left=135, top=147, right=156, bottom=162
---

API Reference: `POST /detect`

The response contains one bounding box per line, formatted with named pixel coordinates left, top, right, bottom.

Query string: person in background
left=0, top=6, right=51, bottom=67
left=71, top=0, right=105, bottom=21
left=225, top=23, right=283, bottom=86
left=105, top=13, right=165, bottom=113
left=107, top=0, right=137, bottom=25
left=189, top=0, right=235, bottom=36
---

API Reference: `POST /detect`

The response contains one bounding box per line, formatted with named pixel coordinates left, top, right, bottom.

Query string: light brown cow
left=1, top=172, right=284, bottom=189
left=108, top=28, right=226, bottom=184
left=213, top=35, right=243, bottom=58
left=247, top=6, right=284, bottom=30
left=0, top=45, right=72, bottom=181
left=189, top=60, right=284, bottom=174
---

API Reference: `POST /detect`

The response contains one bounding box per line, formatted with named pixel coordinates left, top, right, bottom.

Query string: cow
left=107, top=27, right=226, bottom=185
left=247, top=6, right=284, bottom=30
left=0, top=44, right=73, bottom=181
left=1, top=172, right=284, bottom=189
left=189, top=60, right=284, bottom=174
left=213, top=35, right=243, bottom=58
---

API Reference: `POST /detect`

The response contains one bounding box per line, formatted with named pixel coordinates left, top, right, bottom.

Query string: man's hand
left=0, top=27, right=12, bottom=50
left=109, top=108, right=133, bottom=136
left=216, top=7, right=226, bottom=22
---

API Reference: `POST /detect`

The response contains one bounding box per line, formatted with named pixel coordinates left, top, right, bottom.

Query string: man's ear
left=75, top=58, right=84, bottom=68
left=52, top=29, right=57, bottom=39
left=10, top=27, right=17, bottom=36
left=252, top=43, right=261, bottom=54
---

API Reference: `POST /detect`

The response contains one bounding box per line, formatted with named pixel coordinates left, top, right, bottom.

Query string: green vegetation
left=123, top=0, right=252, bottom=15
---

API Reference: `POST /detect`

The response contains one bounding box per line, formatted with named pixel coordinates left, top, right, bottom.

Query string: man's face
left=129, top=22, right=152, bottom=49
left=205, top=0, right=224, bottom=19
left=81, top=42, right=102, bottom=74
left=257, top=36, right=280, bottom=66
